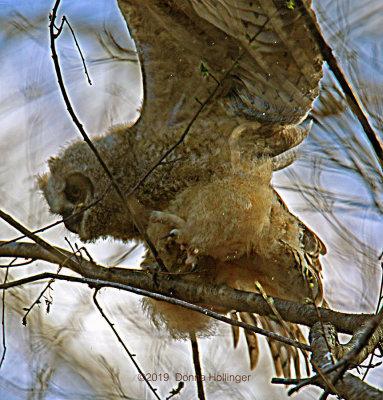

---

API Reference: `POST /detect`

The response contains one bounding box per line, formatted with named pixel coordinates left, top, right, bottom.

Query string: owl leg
left=229, top=122, right=261, bottom=169
left=270, top=148, right=297, bottom=171
left=229, top=119, right=313, bottom=170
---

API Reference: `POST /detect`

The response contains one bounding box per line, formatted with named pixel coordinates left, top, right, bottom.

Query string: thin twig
left=0, top=271, right=311, bottom=351
left=190, top=333, right=205, bottom=400
left=21, top=266, right=61, bottom=326
left=0, top=259, right=34, bottom=267
left=97, top=29, right=137, bottom=63
left=273, top=366, right=383, bottom=399
left=0, top=209, right=81, bottom=272
left=110, top=243, right=140, bottom=267
left=294, top=0, right=383, bottom=170
left=22, top=238, right=88, bottom=325
left=166, top=382, right=184, bottom=400
left=0, top=259, right=13, bottom=368
left=129, top=12, right=277, bottom=194
left=93, top=290, right=161, bottom=400
left=21, top=243, right=86, bottom=324
left=0, top=220, right=63, bottom=247
left=271, top=377, right=302, bottom=385
left=61, top=16, right=92, bottom=85
left=0, top=181, right=112, bottom=247
left=49, top=0, right=168, bottom=272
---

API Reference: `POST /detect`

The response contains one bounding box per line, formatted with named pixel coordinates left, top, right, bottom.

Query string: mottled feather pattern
left=40, top=0, right=326, bottom=377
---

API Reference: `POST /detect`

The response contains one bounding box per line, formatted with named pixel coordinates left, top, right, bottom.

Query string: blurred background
left=0, top=0, right=382, bottom=398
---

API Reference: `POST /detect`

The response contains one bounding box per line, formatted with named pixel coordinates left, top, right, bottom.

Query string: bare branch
left=0, top=241, right=381, bottom=340
left=21, top=265, right=61, bottom=326
left=61, top=16, right=92, bottom=85
left=0, top=266, right=310, bottom=352
left=0, top=259, right=12, bottom=368
left=295, top=0, right=383, bottom=171
left=49, top=0, right=168, bottom=272
left=93, top=290, right=161, bottom=400
left=189, top=333, right=206, bottom=400
left=309, top=322, right=383, bottom=399
left=0, top=209, right=82, bottom=272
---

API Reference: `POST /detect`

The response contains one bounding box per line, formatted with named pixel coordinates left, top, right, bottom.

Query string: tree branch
left=273, top=314, right=383, bottom=399
left=0, top=241, right=381, bottom=339
left=190, top=333, right=206, bottom=400
left=93, top=290, right=161, bottom=400
left=309, top=322, right=383, bottom=399
left=294, top=0, right=383, bottom=171
left=0, top=267, right=310, bottom=352
left=49, top=0, right=168, bottom=272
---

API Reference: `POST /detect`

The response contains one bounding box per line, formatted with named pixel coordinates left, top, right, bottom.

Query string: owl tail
left=231, top=312, right=310, bottom=378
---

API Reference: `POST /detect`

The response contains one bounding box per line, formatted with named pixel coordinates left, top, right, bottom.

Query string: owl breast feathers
left=40, top=0, right=326, bottom=376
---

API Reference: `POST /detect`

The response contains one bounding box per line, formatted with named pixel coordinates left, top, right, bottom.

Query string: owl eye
left=66, top=185, right=82, bottom=202
left=64, top=173, right=93, bottom=204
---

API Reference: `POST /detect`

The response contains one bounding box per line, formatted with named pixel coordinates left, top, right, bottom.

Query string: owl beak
left=62, top=209, right=83, bottom=234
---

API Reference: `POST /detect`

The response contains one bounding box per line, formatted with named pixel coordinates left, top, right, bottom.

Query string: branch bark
left=2, top=244, right=383, bottom=399
left=0, top=241, right=381, bottom=338
left=309, top=322, right=383, bottom=399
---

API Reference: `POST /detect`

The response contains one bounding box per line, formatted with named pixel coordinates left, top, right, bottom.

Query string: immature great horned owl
left=40, top=0, right=325, bottom=377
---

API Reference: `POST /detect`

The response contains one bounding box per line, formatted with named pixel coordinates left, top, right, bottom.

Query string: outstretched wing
left=117, top=0, right=322, bottom=133
left=190, top=0, right=323, bottom=125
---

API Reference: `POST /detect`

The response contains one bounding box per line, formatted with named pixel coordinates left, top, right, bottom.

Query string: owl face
left=39, top=141, right=99, bottom=239
left=40, top=169, right=94, bottom=236
left=39, top=138, right=143, bottom=243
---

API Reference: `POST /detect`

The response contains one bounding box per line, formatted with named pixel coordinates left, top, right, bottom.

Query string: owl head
left=39, top=133, right=142, bottom=243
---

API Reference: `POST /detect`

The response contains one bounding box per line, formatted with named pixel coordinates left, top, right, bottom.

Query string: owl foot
left=150, top=210, right=199, bottom=268
left=150, top=210, right=185, bottom=230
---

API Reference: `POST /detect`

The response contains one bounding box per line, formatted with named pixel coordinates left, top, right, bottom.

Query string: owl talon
left=185, top=254, right=198, bottom=266
left=169, top=228, right=180, bottom=237
left=189, top=263, right=198, bottom=272
left=151, top=210, right=199, bottom=268
left=160, top=229, right=179, bottom=240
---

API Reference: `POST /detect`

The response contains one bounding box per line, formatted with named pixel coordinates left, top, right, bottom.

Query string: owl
left=40, top=0, right=325, bottom=377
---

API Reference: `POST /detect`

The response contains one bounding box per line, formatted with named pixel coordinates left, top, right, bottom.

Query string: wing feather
left=239, top=312, right=260, bottom=370
left=190, top=0, right=323, bottom=124
left=117, top=0, right=323, bottom=133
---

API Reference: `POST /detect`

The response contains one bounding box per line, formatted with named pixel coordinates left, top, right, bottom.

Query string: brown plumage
left=40, top=0, right=325, bottom=377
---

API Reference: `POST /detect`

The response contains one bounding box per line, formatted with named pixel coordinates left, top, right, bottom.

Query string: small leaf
left=199, top=62, right=209, bottom=77
left=286, top=0, right=295, bottom=10
left=304, top=297, right=314, bottom=303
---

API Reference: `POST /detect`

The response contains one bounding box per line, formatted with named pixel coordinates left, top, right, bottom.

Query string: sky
left=0, top=1, right=382, bottom=399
